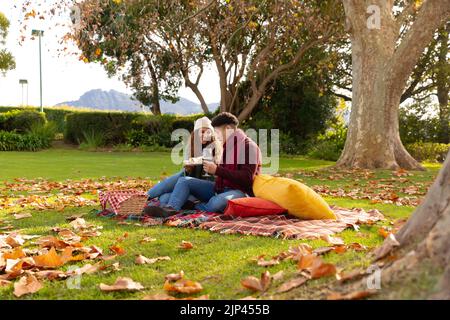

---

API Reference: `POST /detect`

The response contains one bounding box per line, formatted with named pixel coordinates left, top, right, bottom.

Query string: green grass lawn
left=0, top=149, right=442, bottom=300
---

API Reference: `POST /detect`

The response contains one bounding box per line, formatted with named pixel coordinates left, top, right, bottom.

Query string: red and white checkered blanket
left=197, top=207, right=384, bottom=239
left=99, top=203, right=384, bottom=240
left=99, top=190, right=147, bottom=214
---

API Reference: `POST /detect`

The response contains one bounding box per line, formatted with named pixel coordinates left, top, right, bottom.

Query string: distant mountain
left=55, top=89, right=219, bottom=115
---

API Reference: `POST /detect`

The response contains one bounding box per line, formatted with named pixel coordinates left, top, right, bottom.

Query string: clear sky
left=0, top=0, right=220, bottom=107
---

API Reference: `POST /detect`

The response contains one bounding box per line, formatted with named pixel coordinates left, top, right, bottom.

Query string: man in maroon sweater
left=144, top=112, right=262, bottom=217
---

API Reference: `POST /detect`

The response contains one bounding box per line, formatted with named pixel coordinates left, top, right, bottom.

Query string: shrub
left=307, top=140, right=342, bottom=161
left=66, top=111, right=202, bottom=147
left=79, top=129, right=105, bottom=150
left=0, top=109, right=46, bottom=133
left=406, top=142, right=449, bottom=162
left=0, top=131, right=52, bottom=151
left=307, top=100, right=348, bottom=161
left=28, top=122, right=57, bottom=142
left=65, top=111, right=142, bottom=145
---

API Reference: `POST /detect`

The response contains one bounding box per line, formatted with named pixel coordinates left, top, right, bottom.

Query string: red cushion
left=224, top=197, right=287, bottom=217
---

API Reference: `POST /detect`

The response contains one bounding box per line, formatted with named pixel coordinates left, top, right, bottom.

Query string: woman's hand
left=184, top=164, right=194, bottom=174
left=203, top=160, right=217, bottom=175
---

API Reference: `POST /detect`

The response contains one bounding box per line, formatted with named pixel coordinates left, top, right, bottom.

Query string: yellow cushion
left=253, top=174, right=336, bottom=220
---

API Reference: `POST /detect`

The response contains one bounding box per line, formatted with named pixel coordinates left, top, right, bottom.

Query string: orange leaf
left=109, top=245, right=126, bottom=255
left=163, top=279, right=203, bottom=294
left=33, top=247, right=65, bottom=268
left=2, top=247, right=26, bottom=260
left=310, top=258, right=336, bottom=279
left=179, top=241, right=193, bottom=250
left=297, top=254, right=317, bottom=270
left=333, top=245, right=347, bottom=254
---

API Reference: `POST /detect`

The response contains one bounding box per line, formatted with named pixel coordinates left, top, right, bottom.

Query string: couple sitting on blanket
left=145, top=112, right=262, bottom=217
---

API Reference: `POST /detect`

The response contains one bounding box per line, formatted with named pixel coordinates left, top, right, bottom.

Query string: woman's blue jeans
left=147, top=170, right=196, bottom=206
left=165, top=176, right=246, bottom=213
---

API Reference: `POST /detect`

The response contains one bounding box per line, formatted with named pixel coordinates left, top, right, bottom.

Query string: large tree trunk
left=337, top=0, right=450, bottom=170
left=436, top=23, right=449, bottom=144
left=370, top=150, right=450, bottom=298
left=148, top=63, right=161, bottom=115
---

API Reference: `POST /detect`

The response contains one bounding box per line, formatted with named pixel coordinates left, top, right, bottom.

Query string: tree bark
left=148, top=63, right=161, bottom=115
left=436, top=23, right=449, bottom=144
left=371, top=150, right=450, bottom=298
left=337, top=0, right=450, bottom=170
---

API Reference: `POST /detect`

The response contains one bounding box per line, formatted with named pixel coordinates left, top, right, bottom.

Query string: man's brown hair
left=211, top=112, right=239, bottom=128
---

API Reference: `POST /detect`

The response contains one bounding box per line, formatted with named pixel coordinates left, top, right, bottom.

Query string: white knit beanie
left=194, top=116, right=214, bottom=132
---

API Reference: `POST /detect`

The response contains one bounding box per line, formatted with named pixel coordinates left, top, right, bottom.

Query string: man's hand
left=203, top=161, right=217, bottom=175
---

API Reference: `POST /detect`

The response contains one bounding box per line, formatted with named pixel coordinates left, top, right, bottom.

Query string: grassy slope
left=0, top=149, right=441, bottom=300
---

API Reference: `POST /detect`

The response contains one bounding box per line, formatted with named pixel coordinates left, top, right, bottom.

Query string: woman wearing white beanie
left=146, top=116, right=222, bottom=210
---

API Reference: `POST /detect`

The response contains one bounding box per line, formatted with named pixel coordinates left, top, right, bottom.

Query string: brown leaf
left=68, top=263, right=101, bottom=276
left=287, top=244, right=313, bottom=260
left=321, top=234, right=344, bottom=245
left=179, top=240, right=193, bottom=250
left=163, top=279, right=203, bottom=294
left=310, top=258, right=337, bottom=279
left=142, top=293, right=176, bottom=300
left=143, top=293, right=209, bottom=300
left=312, top=246, right=334, bottom=255
left=99, top=277, right=144, bottom=292
left=255, top=255, right=279, bottom=267
left=272, top=270, right=284, bottom=281
left=327, top=290, right=376, bottom=300
left=0, top=279, right=12, bottom=287
left=241, top=271, right=271, bottom=292
left=347, top=243, right=367, bottom=251
left=5, top=234, right=25, bottom=247
left=69, top=218, right=88, bottom=230
left=35, top=236, right=71, bottom=249
left=140, top=237, right=156, bottom=243
left=34, top=270, right=68, bottom=280
left=373, top=233, right=400, bottom=260
left=87, top=245, right=103, bottom=259
left=336, top=269, right=366, bottom=283
left=135, top=255, right=170, bottom=265
left=277, top=277, right=308, bottom=293
left=14, top=212, right=32, bottom=220
left=14, top=275, right=43, bottom=297
left=165, top=271, right=184, bottom=282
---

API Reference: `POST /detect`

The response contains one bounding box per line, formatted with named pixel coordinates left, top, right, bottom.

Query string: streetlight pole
left=19, top=79, right=28, bottom=106
left=32, top=29, right=44, bottom=113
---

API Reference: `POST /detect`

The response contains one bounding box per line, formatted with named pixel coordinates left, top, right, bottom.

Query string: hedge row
left=1, top=106, right=79, bottom=133
left=0, top=130, right=53, bottom=151
left=65, top=112, right=203, bottom=146
left=0, top=109, right=46, bottom=133
left=406, top=142, right=449, bottom=162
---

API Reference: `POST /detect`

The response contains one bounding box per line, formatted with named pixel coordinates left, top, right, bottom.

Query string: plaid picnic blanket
left=95, top=200, right=384, bottom=240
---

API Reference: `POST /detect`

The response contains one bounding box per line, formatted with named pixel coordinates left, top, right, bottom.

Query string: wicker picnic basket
left=99, top=190, right=148, bottom=215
